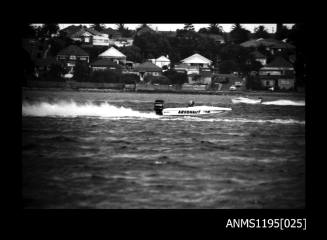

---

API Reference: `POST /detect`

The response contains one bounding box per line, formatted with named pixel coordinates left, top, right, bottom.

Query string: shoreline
left=22, top=87, right=305, bottom=99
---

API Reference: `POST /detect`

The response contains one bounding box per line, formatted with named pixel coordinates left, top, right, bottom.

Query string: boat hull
left=162, top=106, right=232, bottom=116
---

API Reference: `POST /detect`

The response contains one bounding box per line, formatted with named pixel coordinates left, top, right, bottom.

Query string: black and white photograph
left=21, top=22, right=306, bottom=211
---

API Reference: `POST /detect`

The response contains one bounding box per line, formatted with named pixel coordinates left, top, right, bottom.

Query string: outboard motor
left=154, top=100, right=164, bottom=115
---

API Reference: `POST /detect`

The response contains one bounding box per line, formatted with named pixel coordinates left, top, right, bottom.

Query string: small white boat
left=231, top=97, right=262, bottom=104
left=154, top=100, right=231, bottom=116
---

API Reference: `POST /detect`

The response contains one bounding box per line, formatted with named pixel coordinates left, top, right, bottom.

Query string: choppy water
left=22, top=90, right=305, bottom=209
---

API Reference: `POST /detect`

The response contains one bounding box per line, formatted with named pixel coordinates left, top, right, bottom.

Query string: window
left=79, top=57, right=87, bottom=61
left=70, top=55, right=76, bottom=60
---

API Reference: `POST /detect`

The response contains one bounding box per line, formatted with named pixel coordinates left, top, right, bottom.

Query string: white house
left=70, top=28, right=110, bottom=46
left=98, top=46, right=127, bottom=64
left=112, top=38, right=134, bottom=47
left=181, top=53, right=212, bottom=68
left=149, top=55, right=171, bottom=69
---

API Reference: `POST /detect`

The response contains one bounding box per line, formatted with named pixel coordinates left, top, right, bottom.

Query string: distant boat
left=231, top=97, right=262, bottom=104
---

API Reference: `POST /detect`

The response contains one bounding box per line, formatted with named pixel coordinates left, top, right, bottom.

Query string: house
left=56, top=45, right=90, bottom=71
left=251, top=50, right=267, bottom=65
left=134, top=61, right=162, bottom=81
left=240, top=38, right=295, bottom=55
left=101, top=28, right=122, bottom=39
left=174, top=63, right=199, bottom=75
left=90, top=58, right=122, bottom=72
left=59, top=25, right=84, bottom=37
left=98, top=46, right=127, bottom=64
left=259, top=56, right=295, bottom=90
left=187, top=70, right=212, bottom=85
left=69, top=28, right=110, bottom=46
left=112, top=37, right=134, bottom=47
left=181, top=53, right=212, bottom=69
left=149, top=55, right=171, bottom=69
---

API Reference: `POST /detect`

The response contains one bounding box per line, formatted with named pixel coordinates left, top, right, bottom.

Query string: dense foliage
left=73, top=63, right=90, bottom=82
left=163, top=69, right=188, bottom=85
left=90, top=70, right=121, bottom=83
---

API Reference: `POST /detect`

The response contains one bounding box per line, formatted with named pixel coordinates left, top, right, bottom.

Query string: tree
left=137, top=24, right=150, bottom=30
left=184, top=24, right=195, bottom=31
left=219, top=60, right=238, bottom=74
left=253, top=25, right=270, bottom=39
left=163, top=69, right=188, bottom=85
left=208, top=24, right=223, bottom=35
left=198, top=28, right=209, bottom=34
left=275, top=23, right=290, bottom=40
left=116, top=24, right=133, bottom=37
left=90, top=23, right=105, bottom=32
left=230, top=23, right=251, bottom=44
left=116, top=24, right=125, bottom=31
left=133, top=32, right=172, bottom=59
left=38, top=23, right=59, bottom=38
left=119, top=45, right=144, bottom=63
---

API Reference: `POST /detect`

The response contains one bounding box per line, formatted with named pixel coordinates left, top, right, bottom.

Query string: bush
left=43, top=63, right=65, bottom=82
left=74, top=62, right=90, bottom=82
left=246, top=76, right=263, bottom=90
left=120, top=73, right=140, bottom=84
left=163, top=69, right=188, bottom=85
left=143, top=75, right=170, bottom=85
left=90, top=70, right=121, bottom=83
left=150, top=75, right=171, bottom=85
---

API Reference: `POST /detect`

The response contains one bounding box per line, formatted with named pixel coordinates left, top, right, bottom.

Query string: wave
left=160, top=117, right=305, bottom=125
left=22, top=100, right=158, bottom=119
left=261, top=100, right=305, bottom=106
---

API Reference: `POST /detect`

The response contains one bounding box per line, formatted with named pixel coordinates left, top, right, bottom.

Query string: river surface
left=22, top=90, right=305, bottom=209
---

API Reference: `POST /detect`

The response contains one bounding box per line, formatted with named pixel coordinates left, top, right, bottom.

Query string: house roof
left=261, top=56, right=294, bottom=69
left=100, top=28, right=122, bottom=38
left=241, top=38, right=295, bottom=49
left=134, top=61, right=162, bottom=72
left=91, top=58, right=122, bottom=68
left=69, top=28, right=107, bottom=39
left=98, top=47, right=126, bottom=58
left=181, top=53, right=212, bottom=64
left=156, top=56, right=170, bottom=62
left=57, top=45, right=89, bottom=56
left=60, top=25, right=84, bottom=36
left=86, top=28, right=105, bottom=36
left=251, top=50, right=265, bottom=59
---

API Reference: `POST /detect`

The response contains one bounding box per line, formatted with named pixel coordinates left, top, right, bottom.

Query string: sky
left=55, top=23, right=295, bottom=33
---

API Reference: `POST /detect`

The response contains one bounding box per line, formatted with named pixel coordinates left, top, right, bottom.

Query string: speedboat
left=231, top=97, right=262, bottom=104
left=154, top=100, right=232, bottom=116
